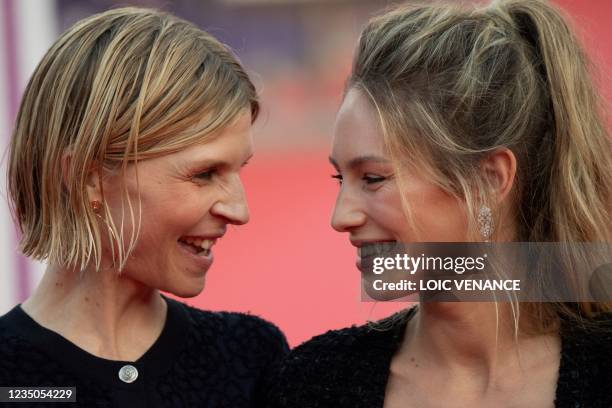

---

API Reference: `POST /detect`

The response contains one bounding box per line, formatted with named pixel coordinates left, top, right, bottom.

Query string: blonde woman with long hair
left=0, top=7, right=287, bottom=407
left=265, top=0, right=612, bottom=407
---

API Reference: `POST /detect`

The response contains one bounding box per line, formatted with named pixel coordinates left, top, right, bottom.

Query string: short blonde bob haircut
left=8, top=7, right=259, bottom=272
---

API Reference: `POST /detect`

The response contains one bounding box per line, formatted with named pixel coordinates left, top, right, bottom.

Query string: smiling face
left=330, top=88, right=469, bottom=269
left=96, top=110, right=253, bottom=297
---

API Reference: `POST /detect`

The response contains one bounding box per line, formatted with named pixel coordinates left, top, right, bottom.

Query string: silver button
left=118, top=365, right=138, bottom=383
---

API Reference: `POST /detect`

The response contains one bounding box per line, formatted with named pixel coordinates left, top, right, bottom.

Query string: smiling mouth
left=358, top=241, right=401, bottom=258
left=178, top=237, right=215, bottom=257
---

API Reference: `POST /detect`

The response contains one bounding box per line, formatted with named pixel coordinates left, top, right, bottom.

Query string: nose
left=331, top=187, right=366, bottom=232
left=210, top=175, right=250, bottom=225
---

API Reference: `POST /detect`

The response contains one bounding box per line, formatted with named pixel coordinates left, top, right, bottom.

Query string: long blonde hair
left=8, top=7, right=259, bottom=272
left=350, top=0, right=612, bottom=332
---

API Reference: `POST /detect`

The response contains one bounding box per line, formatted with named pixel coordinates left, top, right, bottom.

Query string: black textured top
left=264, top=308, right=612, bottom=408
left=0, top=297, right=288, bottom=407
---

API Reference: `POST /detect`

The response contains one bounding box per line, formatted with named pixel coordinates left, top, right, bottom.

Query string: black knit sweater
left=0, top=297, right=288, bottom=407
left=264, top=308, right=612, bottom=408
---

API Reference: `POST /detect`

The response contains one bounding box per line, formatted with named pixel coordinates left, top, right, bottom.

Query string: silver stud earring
left=477, top=205, right=493, bottom=241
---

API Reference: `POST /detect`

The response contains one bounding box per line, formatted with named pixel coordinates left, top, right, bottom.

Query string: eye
left=362, top=174, right=386, bottom=184
left=331, top=174, right=343, bottom=185
left=193, top=169, right=216, bottom=182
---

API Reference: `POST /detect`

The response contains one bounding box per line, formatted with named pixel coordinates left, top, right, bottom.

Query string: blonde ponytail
left=350, top=0, right=612, bottom=333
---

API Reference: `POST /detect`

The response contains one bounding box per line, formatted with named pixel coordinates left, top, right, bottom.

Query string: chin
left=164, top=279, right=206, bottom=299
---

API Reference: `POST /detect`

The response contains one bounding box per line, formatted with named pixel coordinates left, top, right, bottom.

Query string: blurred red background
left=1, top=0, right=610, bottom=347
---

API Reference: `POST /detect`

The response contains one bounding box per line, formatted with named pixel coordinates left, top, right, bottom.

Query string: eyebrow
left=328, top=155, right=390, bottom=170
left=189, top=153, right=254, bottom=171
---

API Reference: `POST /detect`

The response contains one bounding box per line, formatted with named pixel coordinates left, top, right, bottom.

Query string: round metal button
left=118, top=365, right=138, bottom=383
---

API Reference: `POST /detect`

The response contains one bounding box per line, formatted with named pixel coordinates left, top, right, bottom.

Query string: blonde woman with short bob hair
left=0, top=7, right=287, bottom=406
left=265, top=0, right=612, bottom=407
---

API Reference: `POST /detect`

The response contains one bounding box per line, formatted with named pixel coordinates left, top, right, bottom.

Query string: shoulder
left=186, top=302, right=288, bottom=353
left=286, top=308, right=411, bottom=376
left=558, top=312, right=612, bottom=403
left=0, top=306, right=31, bottom=353
left=0, top=305, right=20, bottom=332
left=170, top=299, right=289, bottom=359
left=561, top=311, right=612, bottom=356
left=294, top=318, right=395, bottom=360
left=0, top=309, right=25, bottom=365
left=265, top=308, right=414, bottom=408
left=0, top=307, right=71, bottom=386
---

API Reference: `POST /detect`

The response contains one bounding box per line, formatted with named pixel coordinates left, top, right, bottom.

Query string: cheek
left=367, top=184, right=412, bottom=239
left=368, top=181, right=468, bottom=242
left=414, top=190, right=468, bottom=241
left=100, top=185, right=215, bottom=256
left=137, top=188, right=215, bottom=236
left=99, top=194, right=215, bottom=275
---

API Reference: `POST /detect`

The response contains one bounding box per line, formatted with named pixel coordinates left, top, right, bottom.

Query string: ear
left=480, top=147, right=517, bottom=204
left=61, top=149, right=102, bottom=202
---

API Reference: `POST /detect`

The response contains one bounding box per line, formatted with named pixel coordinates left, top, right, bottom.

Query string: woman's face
left=330, top=89, right=469, bottom=270
left=98, top=110, right=253, bottom=297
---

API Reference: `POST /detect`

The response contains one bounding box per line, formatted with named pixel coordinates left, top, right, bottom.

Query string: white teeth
left=180, top=237, right=215, bottom=253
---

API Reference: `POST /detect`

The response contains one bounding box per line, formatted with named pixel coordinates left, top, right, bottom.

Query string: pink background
left=1, top=0, right=610, bottom=347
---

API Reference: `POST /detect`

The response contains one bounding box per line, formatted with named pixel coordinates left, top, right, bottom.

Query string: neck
left=415, top=302, right=515, bottom=364
left=22, top=263, right=167, bottom=361
left=399, top=302, right=559, bottom=393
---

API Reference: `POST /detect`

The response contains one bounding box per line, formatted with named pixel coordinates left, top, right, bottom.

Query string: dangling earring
left=478, top=205, right=493, bottom=242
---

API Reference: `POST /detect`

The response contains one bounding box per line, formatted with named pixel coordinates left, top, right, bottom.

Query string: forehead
left=332, top=88, right=386, bottom=162
left=173, top=110, right=254, bottom=159
left=127, top=110, right=253, bottom=175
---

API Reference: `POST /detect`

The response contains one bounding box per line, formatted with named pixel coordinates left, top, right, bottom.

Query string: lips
left=177, top=241, right=214, bottom=274
left=352, top=240, right=400, bottom=273
left=358, top=241, right=401, bottom=258
left=178, top=236, right=216, bottom=257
